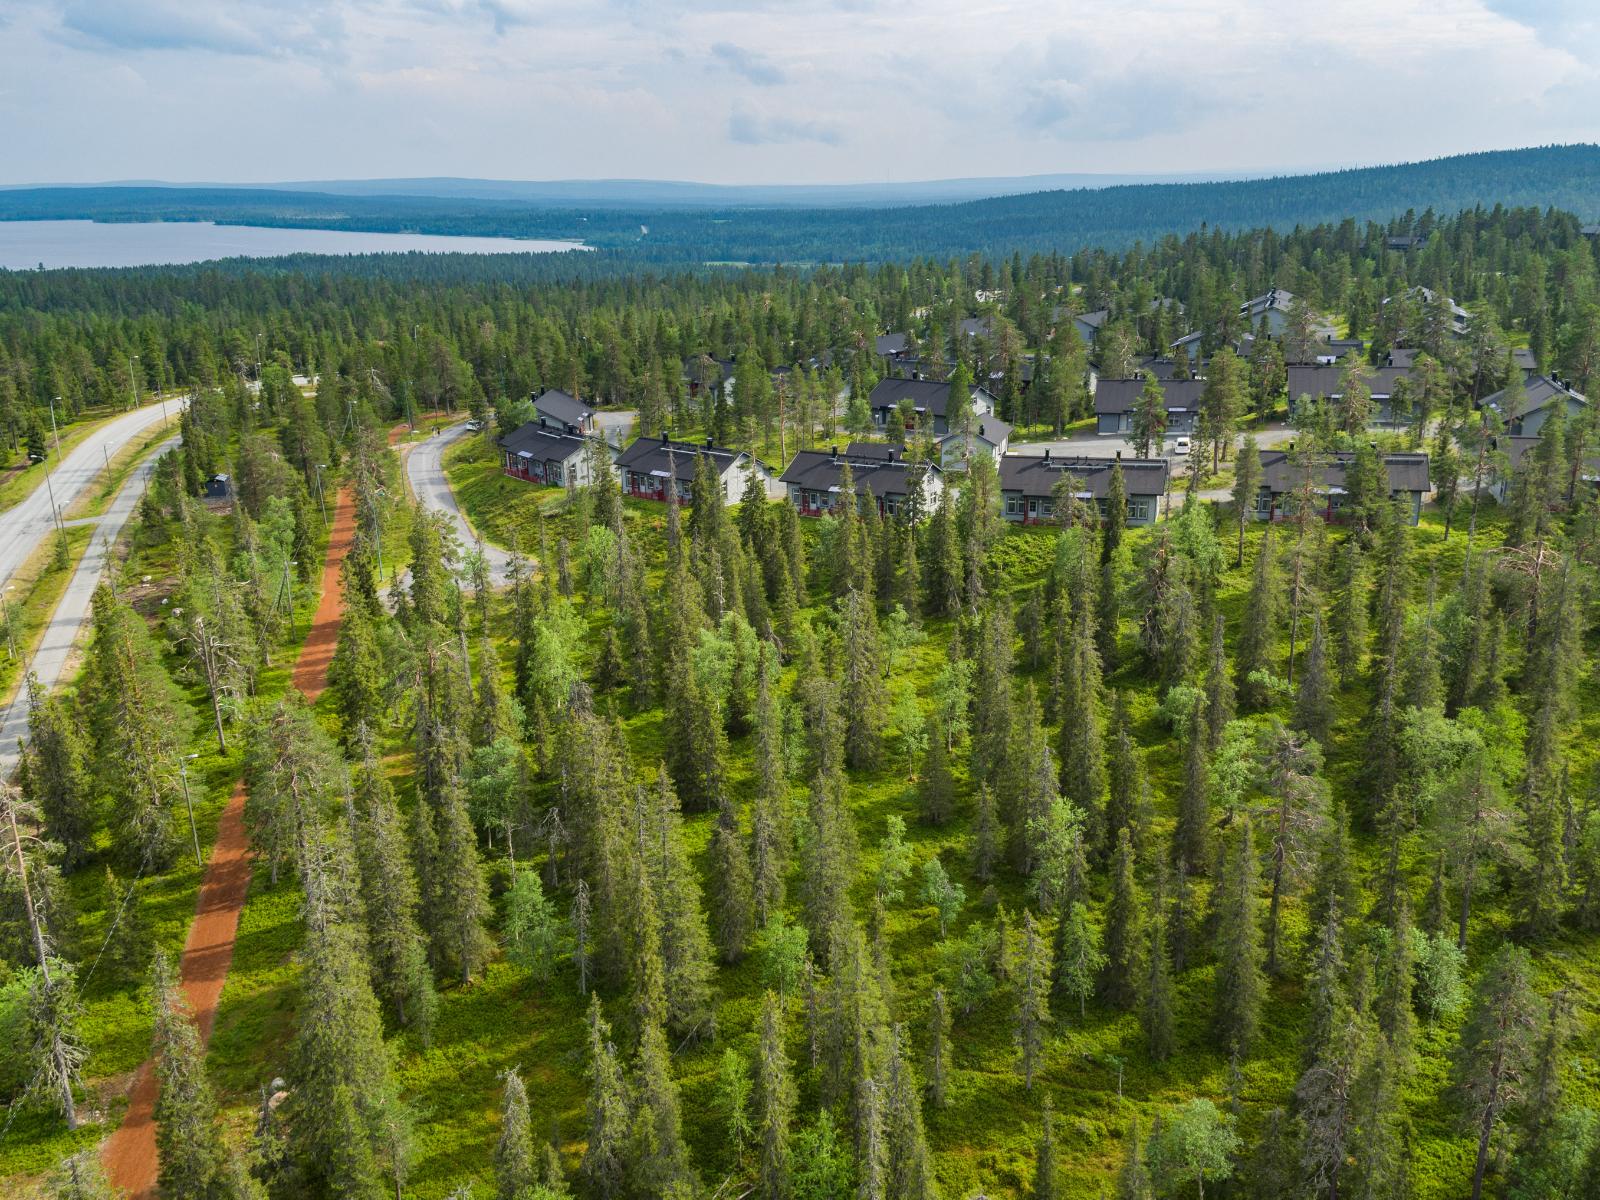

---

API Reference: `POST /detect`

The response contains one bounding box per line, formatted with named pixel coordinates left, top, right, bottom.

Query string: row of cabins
left=498, top=390, right=1434, bottom=528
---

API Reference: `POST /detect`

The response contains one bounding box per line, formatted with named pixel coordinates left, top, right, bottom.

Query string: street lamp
left=177, top=752, right=203, bottom=870
left=314, top=464, right=329, bottom=526
left=1, top=584, right=16, bottom=660
left=129, top=354, right=140, bottom=412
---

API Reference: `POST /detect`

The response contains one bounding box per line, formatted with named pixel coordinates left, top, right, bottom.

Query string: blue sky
left=2, top=0, right=1597, bottom=185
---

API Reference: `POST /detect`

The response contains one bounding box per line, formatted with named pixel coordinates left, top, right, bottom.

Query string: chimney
left=1044, top=448, right=1052, bottom=463
left=661, top=425, right=671, bottom=442
left=706, top=436, right=715, bottom=450
left=830, top=445, right=838, bottom=461
left=1116, top=449, right=1122, bottom=460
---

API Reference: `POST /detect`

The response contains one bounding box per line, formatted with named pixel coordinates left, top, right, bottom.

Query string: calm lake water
left=0, top=220, right=589, bottom=270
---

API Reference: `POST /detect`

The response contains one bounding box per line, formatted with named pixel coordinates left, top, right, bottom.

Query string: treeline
left=4, top=145, right=1600, bottom=261
left=1, top=201, right=1596, bottom=456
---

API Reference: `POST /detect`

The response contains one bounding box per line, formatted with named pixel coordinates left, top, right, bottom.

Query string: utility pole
left=129, top=354, right=140, bottom=411
left=314, top=464, right=329, bottom=526
left=177, top=754, right=203, bottom=869
left=0, top=584, right=15, bottom=659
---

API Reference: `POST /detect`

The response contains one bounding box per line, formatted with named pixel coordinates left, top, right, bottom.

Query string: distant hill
left=0, top=170, right=1277, bottom=208
left=2, top=145, right=1597, bottom=263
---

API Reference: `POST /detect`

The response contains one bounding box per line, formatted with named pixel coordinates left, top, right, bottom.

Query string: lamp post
left=1, top=584, right=16, bottom=660
left=314, top=464, right=329, bottom=526
left=178, top=752, right=203, bottom=870
left=129, top=354, right=140, bottom=411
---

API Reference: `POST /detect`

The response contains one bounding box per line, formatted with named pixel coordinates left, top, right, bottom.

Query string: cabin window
left=1005, top=495, right=1022, bottom=516
left=1127, top=497, right=1152, bottom=522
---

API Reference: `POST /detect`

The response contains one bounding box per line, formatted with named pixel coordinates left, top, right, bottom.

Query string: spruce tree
left=1050, top=900, right=1101, bottom=1021
left=1454, top=945, right=1540, bottom=1200
left=1056, top=619, right=1107, bottom=848
left=150, top=951, right=240, bottom=1200
left=1234, top=531, right=1279, bottom=710
left=1115, top=1117, right=1154, bottom=1200
left=629, top=1020, right=699, bottom=1198
left=1033, top=1094, right=1059, bottom=1200
left=1098, top=829, right=1143, bottom=1011
left=750, top=654, right=790, bottom=925
left=926, top=988, right=951, bottom=1110
left=1142, top=905, right=1175, bottom=1063
left=426, top=777, right=493, bottom=984
left=1016, top=909, right=1053, bottom=1089
left=755, top=991, right=796, bottom=1200
left=19, top=679, right=95, bottom=869
left=648, top=769, right=718, bottom=1039
left=1213, top=818, right=1264, bottom=1056
left=917, top=731, right=955, bottom=826
left=581, top=996, right=628, bottom=1196
left=1173, top=705, right=1210, bottom=878
left=1294, top=612, right=1331, bottom=747
left=1202, top=612, right=1234, bottom=750
left=839, top=588, right=886, bottom=770
left=711, top=795, right=755, bottom=963
left=496, top=1068, right=538, bottom=1200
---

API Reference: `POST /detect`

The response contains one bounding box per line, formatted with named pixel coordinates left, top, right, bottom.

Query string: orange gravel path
left=102, top=485, right=357, bottom=1197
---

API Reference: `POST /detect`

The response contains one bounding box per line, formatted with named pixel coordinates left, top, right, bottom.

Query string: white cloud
left=0, top=0, right=1594, bottom=183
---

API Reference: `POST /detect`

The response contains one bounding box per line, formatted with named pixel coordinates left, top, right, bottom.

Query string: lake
left=0, top=220, right=589, bottom=270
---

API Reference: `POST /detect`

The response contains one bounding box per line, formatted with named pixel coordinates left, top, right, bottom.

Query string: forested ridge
left=3, top=145, right=1599, bottom=263
left=3, top=198, right=1600, bottom=1200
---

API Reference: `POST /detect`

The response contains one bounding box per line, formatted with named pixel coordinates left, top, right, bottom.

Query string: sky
left=1, top=0, right=1598, bottom=186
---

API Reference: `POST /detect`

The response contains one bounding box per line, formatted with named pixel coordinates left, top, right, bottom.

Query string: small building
left=958, top=315, right=996, bottom=340
left=498, top=423, right=607, bottom=488
left=868, top=377, right=997, bottom=436
left=614, top=433, right=781, bottom=505
left=1381, top=287, right=1471, bottom=339
left=1489, top=434, right=1600, bottom=501
left=1385, top=233, right=1428, bottom=252
left=1072, top=309, right=1109, bottom=345
left=205, top=473, right=231, bottom=499
left=876, top=332, right=912, bottom=361
left=1254, top=449, right=1430, bottom=525
left=780, top=444, right=944, bottom=520
left=1093, top=378, right=1203, bottom=436
left=532, top=388, right=596, bottom=437
left=998, top=451, right=1169, bottom=526
left=1286, top=364, right=1417, bottom=425
left=1240, top=288, right=1297, bottom=335
left=1480, top=375, right=1590, bottom=438
left=682, top=355, right=735, bottom=398
left=938, top=416, right=1012, bottom=468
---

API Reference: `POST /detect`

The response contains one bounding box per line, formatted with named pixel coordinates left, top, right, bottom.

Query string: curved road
left=0, top=401, right=177, bottom=590
left=0, top=434, right=182, bottom=775
left=404, top=421, right=516, bottom=582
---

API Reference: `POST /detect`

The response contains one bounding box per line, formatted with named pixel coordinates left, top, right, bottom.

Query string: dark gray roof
left=1242, top=288, right=1294, bottom=317
left=682, top=355, right=734, bottom=382
left=868, top=376, right=993, bottom=416
left=1287, top=364, right=1414, bottom=400
left=1094, top=377, right=1206, bottom=416
left=844, top=441, right=905, bottom=461
left=876, top=333, right=910, bottom=356
left=780, top=448, right=938, bottom=499
left=943, top=416, right=1013, bottom=446
left=959, top=316, right=995, bottom=339
left=533, top=388, right=592, bottom=427
left=615, top=434, right=765, bottom=482
left=999, top=452, right=1168, bottom=500
left=1481, top=375, right=1590, bottom=417
left=1499, top=435, right=1600, bottom=480
left=1074, top=309, right=1110, bottom=331
left=1132, top=356, right=1192, bottom=380
left=498, top=422, right=592, bottom=464
left=1259, top=449, right=1430, bottom=495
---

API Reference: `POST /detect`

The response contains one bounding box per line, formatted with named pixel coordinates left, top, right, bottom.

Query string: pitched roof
left=498, top=422, right=592, bottom=464
left=533, top=388, right=592, bottom=427
left=1074, top=308, right=1110, bottom=331
left=998, top=453, right=1169, bottom=500
left=615, top=435, right=765, bottom=483
left=868, top=376, right=993, bottom=416
left=1259, top=449, right=1431, bottom=495
left=1241, top=288, right=1294, bottom=318
left=958, top=316, right=995, bottom=339
left=1132, top=355, right=1193, bottom=380
left=1481, top=375, right=1590, bottom=417
left=940, top=416, right=1013, bottom=447
left=1094, top=377, right=1206, bottom=415
left=1499, top=435, right=1600, bottom=481
left=876, top=333, right=910, bottom=356
left=780, top=448, right=939, bottom=500
left=1287, top=364, right=1415, bottom=400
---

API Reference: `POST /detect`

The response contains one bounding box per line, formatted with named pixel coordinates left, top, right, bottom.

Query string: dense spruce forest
left=4, top=144, right=1600, bottom=263
left=2, top=198, right=1600, bottom=1200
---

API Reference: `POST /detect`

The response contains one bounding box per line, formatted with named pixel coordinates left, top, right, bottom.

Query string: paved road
left=404, top=421, right=516, bottom=582
left=0, top=434, right=180, bottom=776
left=0, top=401, right=177, bottom=590
left=1012, top=423, right=1297, bottom=462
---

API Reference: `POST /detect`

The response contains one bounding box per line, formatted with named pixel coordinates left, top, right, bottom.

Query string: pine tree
left=1016, top=909, right=1053, bottom=1089
left=496, top=1068, right=538, bottom=1200
left=1098, top=829, right=1143, bottom=1011
left=755, top=991, right=796, bottom=1200
left=150, top=951, right=240, bottom=1200
left=1454, top=945, right=1540, bottom=1200
left=1213, top=818, right=1264, bottom=1056
left=1033, top=1094, right=1059, bottom=1200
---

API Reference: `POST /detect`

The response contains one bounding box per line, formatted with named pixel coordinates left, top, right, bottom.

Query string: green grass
left=0, top=526, right=94, bottom=708
left=0, top=399, right=174, bottom=516
left=62, top=415, right=182, bottom=523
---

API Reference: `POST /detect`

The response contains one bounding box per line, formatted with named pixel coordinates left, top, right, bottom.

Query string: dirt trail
left=102, top=485, right=357, bottom=1197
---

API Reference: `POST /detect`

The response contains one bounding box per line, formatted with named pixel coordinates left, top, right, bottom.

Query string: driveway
left=595, top=409, right=637, bottom=447
left=0, top=434, right=180, bottom=775
left=403, top=421, right=516, bottom=583
left=1013, top=423, right=1297, bottom=462
left=0, top=401, right=178, bottom=591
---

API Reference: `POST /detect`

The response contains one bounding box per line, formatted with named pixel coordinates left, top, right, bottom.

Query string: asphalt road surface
left=0, top=434, right=180, bottom=776
left=404, top=421, right=516, bottom=582
left=0, top=401, right=177, bottom=590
